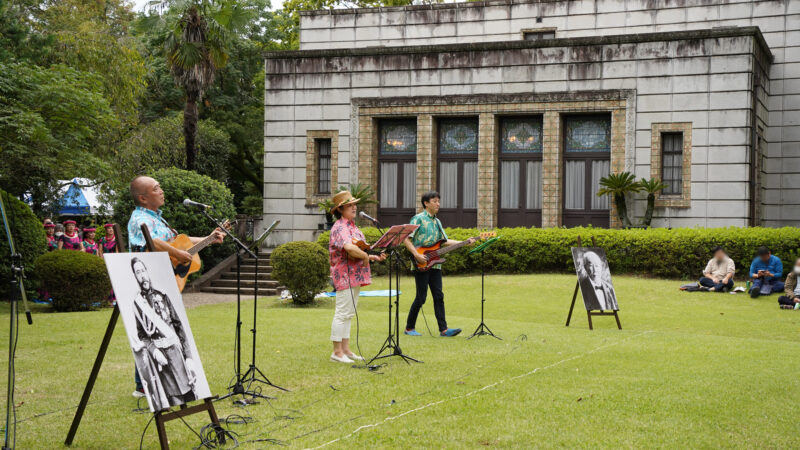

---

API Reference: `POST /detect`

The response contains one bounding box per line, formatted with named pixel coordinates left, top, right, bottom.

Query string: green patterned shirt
left=409, top=210, right=448, bottom=270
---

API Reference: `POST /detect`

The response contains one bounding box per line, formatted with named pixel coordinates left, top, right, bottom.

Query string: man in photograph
left=577, top=250, right=618, bottom=311
left=130, top=257, right=197, bottom=408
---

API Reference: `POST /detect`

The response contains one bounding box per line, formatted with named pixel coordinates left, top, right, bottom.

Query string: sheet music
left=371, top=224, right=419, bottom=249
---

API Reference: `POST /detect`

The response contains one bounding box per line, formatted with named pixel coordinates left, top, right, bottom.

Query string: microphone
left=359, top=211, right=379, bottom=224
left=183, top=198, right=212, bottom=210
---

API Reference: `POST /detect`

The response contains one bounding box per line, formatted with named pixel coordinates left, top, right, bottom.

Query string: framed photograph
left=104, top=252, right=211, bottom=412
left=571, top=247, right=619, bottom=311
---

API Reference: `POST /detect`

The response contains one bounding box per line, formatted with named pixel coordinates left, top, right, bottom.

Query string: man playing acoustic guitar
left=403, top=191, right=476, bottom=337
left=126, top=175, right=224, bottom=398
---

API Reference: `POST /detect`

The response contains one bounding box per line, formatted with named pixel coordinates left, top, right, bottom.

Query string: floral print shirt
left=409, top=210, right=448, bottom=270
left=83, top=239, right=98, bottom=255
left=329, top=218, right=372, bottom=292
left=59, top=232, right=83, bottom=250
left=46, top=236, right=58, bottom=252
left=127, top=206, right=177, bottom=251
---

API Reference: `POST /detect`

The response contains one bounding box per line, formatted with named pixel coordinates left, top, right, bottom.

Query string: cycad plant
left=639, top=177, right=669, bottom=227
left=597, top=172, right=641, bottom=228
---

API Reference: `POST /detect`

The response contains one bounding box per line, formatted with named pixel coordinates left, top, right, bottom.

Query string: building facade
left=263, top=0, right=798, bottom=244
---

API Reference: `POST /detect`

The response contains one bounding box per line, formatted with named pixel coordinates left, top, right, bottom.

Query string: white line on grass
left=308, top=331, right=653, bottom=449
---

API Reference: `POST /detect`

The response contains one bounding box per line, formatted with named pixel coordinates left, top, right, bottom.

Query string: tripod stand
left=196, top=210, right=272, bottom=403
left=238, top=220, right=287, bottom=394
left=468, top=236, right=501, bottom=340
left=1, top=193, right=33, bottom=450
left=367, top=224, right=421, bottom=365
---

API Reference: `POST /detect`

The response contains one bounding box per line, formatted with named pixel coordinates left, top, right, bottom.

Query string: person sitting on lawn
left=748, top=246, right=784, bottom=298
left=699, top=246, right=735, bottom=292
left=778, top=258, right=800, bottom=309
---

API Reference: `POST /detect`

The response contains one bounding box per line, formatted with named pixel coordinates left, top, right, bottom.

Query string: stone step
left=240, top=258, right=271, bottom=266
left=200, top=286, right=279, bottom=296
left=210, top=279, right=279, bottom=288
left=219, top=271, right=273, bottom=280
left=221, top=266, right=273, bottom=274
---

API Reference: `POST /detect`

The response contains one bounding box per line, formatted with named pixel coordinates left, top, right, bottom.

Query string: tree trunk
left=644, top=193, right=655, bottom=227
left=184, top=94, right=198, bottom=171
left=614, top=193, right=632, bottom=228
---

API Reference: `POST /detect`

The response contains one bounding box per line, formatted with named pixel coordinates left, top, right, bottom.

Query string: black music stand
left=369, top=224, right=420, bottom=365
left=467, top=236, right=501, bottom=340
left=239, top=220, right=287, bottom=394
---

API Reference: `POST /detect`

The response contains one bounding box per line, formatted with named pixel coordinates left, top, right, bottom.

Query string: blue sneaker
left=440, top=328, right=462, bottom=337
left=404, top=329, right=422, bottom=336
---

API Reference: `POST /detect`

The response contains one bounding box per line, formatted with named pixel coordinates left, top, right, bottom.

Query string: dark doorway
left=437, top=118, right=478, bottom=228
left=562, top=114, right=611, bottom=228
left=498, top=116, right=543, bottom=227
left=377, top=119, right=417, bottom=225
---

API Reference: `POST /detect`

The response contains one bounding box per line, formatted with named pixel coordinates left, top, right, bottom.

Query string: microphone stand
left=195, top=209, right=273, bottom=403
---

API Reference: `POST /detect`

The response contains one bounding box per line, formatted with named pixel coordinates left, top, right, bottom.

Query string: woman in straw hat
left=328, top=190, right=386, bottom=363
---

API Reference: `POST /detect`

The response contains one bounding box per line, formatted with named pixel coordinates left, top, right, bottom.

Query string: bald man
left=126, top=175, right=223, bottom=398
left=577, top=250, right=618, bottom=311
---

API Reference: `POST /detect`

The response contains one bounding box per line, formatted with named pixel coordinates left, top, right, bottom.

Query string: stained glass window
left=500, top=117, right=543, bottom=153
left=380, top=119, right=417, bottom=155
left=438, top=118, right=479, bottom=154
left=565, top=116, right=611, bottom=152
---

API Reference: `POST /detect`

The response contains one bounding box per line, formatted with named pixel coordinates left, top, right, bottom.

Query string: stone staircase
left=192, top=252, right=281, bottom=296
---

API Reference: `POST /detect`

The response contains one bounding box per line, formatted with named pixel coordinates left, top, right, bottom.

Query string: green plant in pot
left=597, top=172, right=641, bottom=228
left=639, top=177, right=669, bottom=227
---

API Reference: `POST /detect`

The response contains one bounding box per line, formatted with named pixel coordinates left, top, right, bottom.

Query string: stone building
left=263, top=0, right=799, bottom=244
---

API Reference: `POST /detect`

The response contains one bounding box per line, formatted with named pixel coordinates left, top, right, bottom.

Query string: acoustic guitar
left=170, top=220, right=230, bottom=292
left=413, top=231, right=496, bottom=272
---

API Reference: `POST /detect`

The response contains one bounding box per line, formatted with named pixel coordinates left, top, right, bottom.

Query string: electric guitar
left=412, top=231, right=496, bottom=272
left=170, top=220, right=230, bottom=292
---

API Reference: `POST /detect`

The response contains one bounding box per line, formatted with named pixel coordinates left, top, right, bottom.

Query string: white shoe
left=346, top=353, right=364, bottom=361
left=132, top=390, right=146, bottom=398
left=330, top=353, right=354, bottom=363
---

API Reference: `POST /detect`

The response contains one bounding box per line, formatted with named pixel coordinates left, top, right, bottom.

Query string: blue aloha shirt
left=127, top=206, right=177, bottom=251
left=408, top=210, right=448, bottom=270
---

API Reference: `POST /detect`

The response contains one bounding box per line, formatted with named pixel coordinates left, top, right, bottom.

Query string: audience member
left=748, top=246, right=784, bottom=298
left=699, top=246, right=735, bottom=292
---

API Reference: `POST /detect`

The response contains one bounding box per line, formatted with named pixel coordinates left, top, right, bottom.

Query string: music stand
left=368, top=224, right=420, bottom=364
left=467, top=236, right=501, bottom=340
left=238, top=220, right=287, bottom=395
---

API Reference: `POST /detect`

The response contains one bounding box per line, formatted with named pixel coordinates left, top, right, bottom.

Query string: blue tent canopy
left=57, top=179, right=92, bottom=216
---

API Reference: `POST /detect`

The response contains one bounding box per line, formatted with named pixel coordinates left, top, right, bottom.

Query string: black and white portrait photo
left=104, top=252, right=211, bottom=412
left=571, top=247, right=619, bottom=311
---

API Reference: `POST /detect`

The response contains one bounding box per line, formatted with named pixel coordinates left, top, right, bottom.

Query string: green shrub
left=272, top=241, right=329, bottom=305
left=34, top=250, right=111, bottom=311
left=317, top=226, right=800, bottom=280
left=112, top=168, right=236, bottom=272
left=0, top=190, right=47, bottom=299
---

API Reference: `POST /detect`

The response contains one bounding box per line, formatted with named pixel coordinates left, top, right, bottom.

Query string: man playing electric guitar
left=403, top=191, right=477, bottom=337
left=126, top=175, right=224, bottom=398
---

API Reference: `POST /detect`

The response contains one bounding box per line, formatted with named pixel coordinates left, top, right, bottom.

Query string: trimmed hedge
left=317, top=227, right=800, bottom=279
left=272, top=241, right=329, bottom=305
left=0, top=190, right=47, bottom=298
left=34, top=250, right=111, bottom=311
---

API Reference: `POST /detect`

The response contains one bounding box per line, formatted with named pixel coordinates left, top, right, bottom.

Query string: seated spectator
left=778, top=258, right=800, bottom=309
left=699, top=246, right=735, bottom=292
left=749, top=246, right=784, bottom=298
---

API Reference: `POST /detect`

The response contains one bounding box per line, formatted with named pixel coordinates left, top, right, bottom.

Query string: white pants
left=331, top=287, right=359, bottom=342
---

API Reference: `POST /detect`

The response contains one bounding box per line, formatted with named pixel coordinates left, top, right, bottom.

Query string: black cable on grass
left=132, top=397, right=149, bottom=414
left=139, top=414, right=155, bottom=450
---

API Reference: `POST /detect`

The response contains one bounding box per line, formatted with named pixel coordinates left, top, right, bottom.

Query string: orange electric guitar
left=170, top=220, right=230, bottom=292
left=412, top=231, right=496, bottom=271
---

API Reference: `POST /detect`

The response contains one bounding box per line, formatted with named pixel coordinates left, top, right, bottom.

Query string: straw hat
left=331, top=191, right=360, bottom=213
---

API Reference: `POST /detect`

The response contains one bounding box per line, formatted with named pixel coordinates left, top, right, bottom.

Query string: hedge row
left=316, top=226, right=800, bottom=279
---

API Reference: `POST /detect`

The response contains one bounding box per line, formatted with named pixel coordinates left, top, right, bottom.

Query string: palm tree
left=142, top=0, right=249, bottom=170
left=639, top=177, right=669, bottom=227
left=597, top=172, right=641, bottom=228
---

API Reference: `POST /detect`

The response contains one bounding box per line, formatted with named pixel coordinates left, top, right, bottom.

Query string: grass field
left=3, top=273, right=800, bottom=449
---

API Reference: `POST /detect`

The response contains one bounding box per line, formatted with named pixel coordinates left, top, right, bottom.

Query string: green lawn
left=3, top=274, right=800, bottom=448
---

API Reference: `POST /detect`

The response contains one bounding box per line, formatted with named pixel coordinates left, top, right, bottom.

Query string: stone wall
left=263, top=28, right=765, bottom=243
left=298, top=0, right=799, bottom=226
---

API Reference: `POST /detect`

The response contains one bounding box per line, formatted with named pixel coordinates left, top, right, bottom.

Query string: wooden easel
left=65, top=224, right=224, bottom=449
left=565, top=235, right=622, bottom=331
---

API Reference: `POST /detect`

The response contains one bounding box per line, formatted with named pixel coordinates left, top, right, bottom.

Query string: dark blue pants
left=407, top=269, right=447, bottom=332
left=750, top=279, right=784, bottom=295
left=699, top=277, right=733, bottom=291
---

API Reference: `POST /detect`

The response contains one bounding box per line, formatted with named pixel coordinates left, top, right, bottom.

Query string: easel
left=467, top=236, right=501, bottom=339
left=565, top=236, right=622, bottom=331
left=66, top=224, right=224, bottom=449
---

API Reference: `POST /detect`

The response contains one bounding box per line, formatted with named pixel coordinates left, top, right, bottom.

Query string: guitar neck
left=187, top=234, right=216, bottom=256
left=434, top=238, right=474, bottom=256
